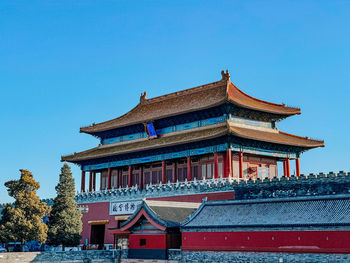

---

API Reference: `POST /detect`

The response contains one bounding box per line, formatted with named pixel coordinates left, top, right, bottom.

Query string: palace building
left=62, top=70, right=324, bottom=251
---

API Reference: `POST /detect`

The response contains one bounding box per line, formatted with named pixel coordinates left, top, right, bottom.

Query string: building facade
left=182, top=195, right=350, bottom=254
left=62, top=70, right=323, bottom=248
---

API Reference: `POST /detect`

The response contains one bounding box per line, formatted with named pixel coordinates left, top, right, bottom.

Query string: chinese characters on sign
left=78, top=205, right=89, bottom=213
left=110, top=201, right=142, bottom=215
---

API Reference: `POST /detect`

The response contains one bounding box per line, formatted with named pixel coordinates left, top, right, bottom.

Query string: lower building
left=109, top=200, right=199, bottom=259
left=182, top=194, right=350, bottom=254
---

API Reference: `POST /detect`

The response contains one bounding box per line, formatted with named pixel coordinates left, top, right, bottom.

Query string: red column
left=118, top=169, right=122, bottom=188
left=214, top=152, right=219, bottom=179
left=187, top=156, right=191, bottom=181
left=92, top=172, right=96, bottom=191
left=228, top=150, right=232, bottom=177
left=81, top=171, right=85, bottom=192
left=226, top=150, right=232, bottom=177
left=239, top=152, right=243, bottom=179
left=140, top=166, right=144, bottom=190
left=89, top=171, right=93, bottom=192
left=173, top=162, right=177, bottom=183
left=283, top=160, right=286, bottom=177
left=296, top=158, right=300, bottom=177
left=162, top=160, right=166, bottom=184
left=107, top=168, right=112, bottom=190
left=128, top=165, right=132, bottom=187
left=223, top=152, right=228, bottom=178
left=285, top=158, right=290, bottom=178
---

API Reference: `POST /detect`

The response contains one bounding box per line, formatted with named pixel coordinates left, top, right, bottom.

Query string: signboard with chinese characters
left=110, top=200, right=142, bottom=215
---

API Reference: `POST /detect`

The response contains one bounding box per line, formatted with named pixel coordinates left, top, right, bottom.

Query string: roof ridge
left=143, top=79, right=225, bottom=104
left=228, top=82, right=300, bottom=110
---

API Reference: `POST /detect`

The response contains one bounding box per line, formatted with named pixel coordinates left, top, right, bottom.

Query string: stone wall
left=234, top=171, right=350, bottom=200
left=170, top=251, right=350, bottom=263
left=0, top=250, right=128, bottom=263
left=2, top=249, right=350, bottom=263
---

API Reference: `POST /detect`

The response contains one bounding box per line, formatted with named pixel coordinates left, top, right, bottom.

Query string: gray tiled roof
left=150, top=206, right=197, bottom=223
left=182, top=195, right=350, bottom=228
left=120, top=201, right=197, bottom=229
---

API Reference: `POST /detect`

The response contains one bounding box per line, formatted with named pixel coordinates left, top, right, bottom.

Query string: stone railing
left=75, top=177, right=238, bottom=203
left=234, top=171, right=350, bottom=200
left=1, top=171, right=349, bottom=207
left=74, top=171, right=350, bottom=203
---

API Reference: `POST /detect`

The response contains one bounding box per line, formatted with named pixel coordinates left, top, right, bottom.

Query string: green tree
left=47, top=163, right=82, bottom=248
left=0, top=169, right=51, bottom=246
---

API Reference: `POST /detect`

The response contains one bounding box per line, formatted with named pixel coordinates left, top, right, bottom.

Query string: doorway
left=90, top=224, right=105, bottom=248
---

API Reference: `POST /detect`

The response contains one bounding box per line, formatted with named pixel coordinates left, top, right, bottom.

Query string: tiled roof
left=120, top=201, right=199, bottom=230
left=62, top=123, right=323, bottom=162
left=149, top=206, right=197, bottom=224
left=80, top=71, right=300, bottom=134
left=62, top=124, right=227, bottom=162
left=182, top=195, right=350, bottom=228
left=229, top=126, right=324, bottom=148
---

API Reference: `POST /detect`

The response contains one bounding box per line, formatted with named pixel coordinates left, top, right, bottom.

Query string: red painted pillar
left=173, top=162, right=177, bottom=183
left=285, top=158, right=290, bottom=178
left=81, top=171, right=85, bottom=192
left=89, top=171, right=93, bottom=192
left=296, top=158, right=300, bottom=177
left=107, top=168, right=112, bottom=190
left=187, top=156, right=191, bottom=181
left=214, top=152, right=219, bottom=179
left=239, top=152, right=243, bottom=179
left=140, top=166, right=144, bottom=190
left=162, top=160, right=166, bottom=184
left=118, top=169, right=122, bottom=188
left=92, top=172, right=96, bottom=191
left=223, top=152, right=228, bottom=178
left=283, top=160, right=286, bottom=177
left=226, top=150, right=232, bottom=177
left=128, top=165, right=132, bottom=187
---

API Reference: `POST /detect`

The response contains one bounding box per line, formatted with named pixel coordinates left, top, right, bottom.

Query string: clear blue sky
left=1, top=1, right=349, bottom=203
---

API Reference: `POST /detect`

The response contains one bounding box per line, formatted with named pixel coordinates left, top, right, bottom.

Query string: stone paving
left=2, top=250, right=350, bottom=263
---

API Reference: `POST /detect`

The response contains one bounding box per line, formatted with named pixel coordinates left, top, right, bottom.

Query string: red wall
left=80, top=191, right=235, bottom=245
left=148, top=191, right=235, bottom=203
left=182, top=231, right=350, bottom=253
left=80, top=202, right=116, bottom=245
left=129, top=234, right=167, bottom=249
